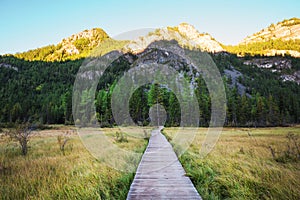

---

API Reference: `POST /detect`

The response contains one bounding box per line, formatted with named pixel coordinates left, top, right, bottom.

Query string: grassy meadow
left=164, top=126, right=300, bottom=200
left=0, top=126, right=149, bottom=200
left=0, top=125, right=299, bottom=200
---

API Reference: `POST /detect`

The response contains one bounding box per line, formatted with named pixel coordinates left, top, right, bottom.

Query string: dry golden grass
left=164, top=126, right=300, bottom=200
left=0, top=126, right=148, bottom=199
left=1, top=125, right=299, bottom=199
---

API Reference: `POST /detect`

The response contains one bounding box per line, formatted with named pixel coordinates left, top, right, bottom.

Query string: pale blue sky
left=0, top=0, right=299, bottom=54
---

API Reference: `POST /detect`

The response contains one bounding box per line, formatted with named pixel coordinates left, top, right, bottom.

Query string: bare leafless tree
left=5, top=123, right=34, bottom=156
left=57, top=131, right=71, bottom=155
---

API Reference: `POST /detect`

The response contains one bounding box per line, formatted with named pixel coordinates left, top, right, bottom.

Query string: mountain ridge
left=14, top=28, right=110, bottom=61
left=240, top=17, right=300, bottom=44
left=124, top=23, right=224, bottom=54
left=8, top=17, right=300, bottom=61
left=13, top=23, right=225, bottom=62
left=224, top=18, right=300, bottom=57
left=1, top=28, right=300, bottom=127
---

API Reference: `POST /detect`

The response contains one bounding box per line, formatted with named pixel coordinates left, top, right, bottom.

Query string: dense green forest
left=0, top=49, right=300, bottom=127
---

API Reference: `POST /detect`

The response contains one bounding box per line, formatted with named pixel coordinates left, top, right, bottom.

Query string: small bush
left=100, top=122, right=112, bottom=128
left=269, top=132, right=300, bottom=163
left=5, top=123, right=35, bottom=156
left=115, top=132, right=128, bottom=143
left=57, top=131, right=72, bottom=155
left=0, top=162, right=11, bottom=175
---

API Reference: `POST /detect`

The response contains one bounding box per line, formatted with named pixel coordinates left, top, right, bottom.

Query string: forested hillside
left=0, top=56, right=81, bottom=124
left=1, top=20, right=300, bottom=127
left=1, top=49, right=299, bottom=127
left=224, top=39, right=300, bottom=57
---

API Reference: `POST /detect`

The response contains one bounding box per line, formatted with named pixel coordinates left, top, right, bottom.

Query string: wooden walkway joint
left=127, top=127, right=202, bottom=200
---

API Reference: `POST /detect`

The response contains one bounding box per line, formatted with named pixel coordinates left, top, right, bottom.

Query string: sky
left=0, top=0, right=299, bottom=54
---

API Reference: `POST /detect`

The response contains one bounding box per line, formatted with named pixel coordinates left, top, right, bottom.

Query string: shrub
left=269, top=132, right=300, bottom=163
left=57, top=131, right=72, bottom=155
left=5, top=123, right=35, bottom=156
left=73, top=38, right=90, bottom=52
left=115, top=132, right=128, bottom=143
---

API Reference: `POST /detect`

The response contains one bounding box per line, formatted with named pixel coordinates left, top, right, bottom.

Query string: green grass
left=163, top=126, right=300, bottom=200
left=2, top=126, right=299, bottom=199
left=0, top=126, right=148, bottom=199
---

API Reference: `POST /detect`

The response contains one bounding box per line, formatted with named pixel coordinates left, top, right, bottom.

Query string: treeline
left=0, top=56, right=81, bottom=125
left=225, top=39, right=300, bottom=56
left=92, top=76, right=299, bottom=127
left=0, top=52, right=299, bottom=127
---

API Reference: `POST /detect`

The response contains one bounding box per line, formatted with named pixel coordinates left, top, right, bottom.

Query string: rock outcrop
left=243, top=57, right=300, bottom=84
left=240, top=18, right=300, bottom=44
left=59, top=28, right=109, bottom=55
left=124, top=23, right=224, bottom=54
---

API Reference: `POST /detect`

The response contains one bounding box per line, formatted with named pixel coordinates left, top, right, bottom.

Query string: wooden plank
left=127, top=127, right=201, bottom=200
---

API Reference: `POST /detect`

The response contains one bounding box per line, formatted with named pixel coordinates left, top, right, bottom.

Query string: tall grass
left=164, top=127, right=300, bottom=200
left=0, top=127, right=148, bottom=199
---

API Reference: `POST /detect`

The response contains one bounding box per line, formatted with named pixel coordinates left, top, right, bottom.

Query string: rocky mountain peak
left=124, top=23, right=224, bottom=54
left=240, top=17, right=300, bottom=44
left=177, top=23, right=201, bottom=40
left=59, top=28, right=109, bottom=55
left=227, top=18, right=300, bottom=57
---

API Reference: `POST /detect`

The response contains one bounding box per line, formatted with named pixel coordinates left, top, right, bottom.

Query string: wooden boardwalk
left=127, top=127, right=201, bottom=200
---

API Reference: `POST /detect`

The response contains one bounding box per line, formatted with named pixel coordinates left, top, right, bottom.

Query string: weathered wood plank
left=127, top=127, right=201, bottom=200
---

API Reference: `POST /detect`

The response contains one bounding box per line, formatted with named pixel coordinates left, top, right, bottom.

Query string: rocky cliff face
left=243, top=57, right=292, bottom=69
left=230, top=18, right=300, bottom=57
left=59, top=28, right=109, bottom=55
left=241, top=18, right=300, bottom=44
left=243, top=57, right=300, bottom=84
left=124, top=23, right=224, bottom=54
left=14, top=28, right=111, bottom=61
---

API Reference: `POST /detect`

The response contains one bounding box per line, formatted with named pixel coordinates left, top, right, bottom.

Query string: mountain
left=2, top=39, right=299, bottom=127
left=13, top=23, right=224, bottom=62
left=10, top=19, right=300, bottom=61
left=225, top=18, right=300, bottom=57
left=57, top=28, right=109, bottom=56
left=241, top=18, right=300, bottom=44
left=14, top=28, right=128, bottom=61
left=1, top=21, right=300, bottom=127
left=15, top=18, right=300, bottom=61
left=222, top=18, right=300, bottom=84
left=124, top=23, right=224, bottom=54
